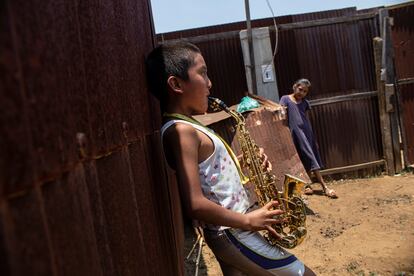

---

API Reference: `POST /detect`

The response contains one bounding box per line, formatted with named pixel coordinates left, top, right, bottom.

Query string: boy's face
left=179, top=53, right=212, bottom=115
left=293, top=84, right=309, bottom=99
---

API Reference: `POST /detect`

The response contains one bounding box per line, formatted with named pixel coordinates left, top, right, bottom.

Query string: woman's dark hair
left=145, top=41, right=201, bottom=111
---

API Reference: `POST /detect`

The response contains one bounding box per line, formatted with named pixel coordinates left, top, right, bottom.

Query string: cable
left=264, top=0, right=279, bottom=68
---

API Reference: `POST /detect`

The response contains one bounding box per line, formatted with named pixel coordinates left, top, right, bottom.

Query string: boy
left=146, top=41, right=316, bottom=275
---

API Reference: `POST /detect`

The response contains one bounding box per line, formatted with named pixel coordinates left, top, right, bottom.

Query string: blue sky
left=150, top=0, right=410, bottom=33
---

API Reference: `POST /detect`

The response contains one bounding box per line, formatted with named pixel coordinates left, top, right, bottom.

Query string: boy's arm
left=164, top=123, right=283, bottom=234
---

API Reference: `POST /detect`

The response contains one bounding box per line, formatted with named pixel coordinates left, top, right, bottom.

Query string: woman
left=280, top=79, right=337, bottom=198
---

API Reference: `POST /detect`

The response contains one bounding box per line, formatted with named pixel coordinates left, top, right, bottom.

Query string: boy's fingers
left=265, top=226, right=281, bottom=239
left=267, top=162, right=272, bottom=171
left=266, top=218, right=279, bottom=225
left=264, top=200, right=279, bottom=209
left=269, top=209, right=284, bottom=217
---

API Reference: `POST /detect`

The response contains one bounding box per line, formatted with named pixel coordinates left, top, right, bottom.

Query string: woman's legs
left=308, top=170, right=337, bottom=198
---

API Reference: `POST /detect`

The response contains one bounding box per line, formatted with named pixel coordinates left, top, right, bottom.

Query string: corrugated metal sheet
left=157, top=7, right=357, bottom=40
left=274, top=12, right=379, bottom=98
left=275, top=12, right=382, bottom=171
left=390, top=3, right=414, bottom=78
left=196, top=34, right=249, bottom=105
left=290, top=7, right=356, bottom=21
left=208, top=109, right=311, bottom=190
left=0, top=0, right=181, bottom=275
left=390, top=2, right=414, bottom=164
left=157, top=14, right=293, bottom=41
left=309, top=97, right=382, bottom=168
left=156, top=8, right=360, bottom=106
left=398, top=83, right=414, bottom=164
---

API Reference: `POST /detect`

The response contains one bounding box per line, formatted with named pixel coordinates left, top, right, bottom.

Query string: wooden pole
left=381, top=12, right=403, bottom=173
left=244, top=0, right=257, bottom=95
left=373, top=36, right=394, bottom=175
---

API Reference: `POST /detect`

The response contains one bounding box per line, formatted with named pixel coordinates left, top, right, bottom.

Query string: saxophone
left=208, top=97, right=307, bottom=249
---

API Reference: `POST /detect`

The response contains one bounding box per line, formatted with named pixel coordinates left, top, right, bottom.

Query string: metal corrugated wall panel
left=390, top=4, right=414, bottom=79
left=290, top=7, right=356, bottom=21
left=309, top=97, right=382, bottom=168
left=209, top=109, right=310, bottom=190
left=271, top=11, right=382, bottom=169
left=197, top=34, right=248, bottom=105
left=274, top=13, right=379, bottom=98
left=273, top=14, right=382, bottom=169
left=398, top=83, right=414, bottom=163
left=156, top=7, right=358, bottom=41
left=157, top=14, right=293, bottom=41
left=0, top=0, right=179, bottom=275
left=390, top=3, right=414, bottom=164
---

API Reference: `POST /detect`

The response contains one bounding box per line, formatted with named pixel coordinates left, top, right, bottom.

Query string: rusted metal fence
left=157, top=8, right=358, bottom=106
left=390, top=3, right=414, bottom=166
left=0, top=0, right=182, bottom=275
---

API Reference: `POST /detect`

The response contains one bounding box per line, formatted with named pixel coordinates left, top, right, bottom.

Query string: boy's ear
left=167, top=76, right=183, bottom=94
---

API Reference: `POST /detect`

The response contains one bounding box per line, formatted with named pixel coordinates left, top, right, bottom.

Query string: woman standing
left=280, top=79, right=337, bottom=198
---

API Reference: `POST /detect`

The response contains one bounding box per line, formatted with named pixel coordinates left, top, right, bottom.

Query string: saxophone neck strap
left=163, top=112, right=249, bottom=185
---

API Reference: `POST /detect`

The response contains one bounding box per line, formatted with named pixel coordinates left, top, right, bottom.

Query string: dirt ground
left=184, top=172, right=414, bottom=276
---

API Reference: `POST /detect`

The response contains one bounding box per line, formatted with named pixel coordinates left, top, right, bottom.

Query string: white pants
left=203, top=228, right=305, bottom=276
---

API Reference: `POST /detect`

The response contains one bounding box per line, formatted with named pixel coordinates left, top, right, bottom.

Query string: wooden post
left=373, top=37, right=394, bottom=175
left=244, top=0, right=257, bottom=95
left=381, top=12, right=403, bottom=173
left=396, top=78, right=411, bottom=168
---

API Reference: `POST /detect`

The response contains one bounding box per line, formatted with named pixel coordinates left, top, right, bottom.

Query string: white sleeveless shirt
left=161, top=119, right=250, bottom=230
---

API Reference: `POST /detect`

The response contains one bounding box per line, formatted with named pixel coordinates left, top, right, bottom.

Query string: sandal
left=324, top=188, right=338, bottom=199
left=304, top=186, right=314, bottom=195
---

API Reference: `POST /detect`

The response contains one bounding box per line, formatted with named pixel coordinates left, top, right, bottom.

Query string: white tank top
left=161, top=119, right=250, bottom=230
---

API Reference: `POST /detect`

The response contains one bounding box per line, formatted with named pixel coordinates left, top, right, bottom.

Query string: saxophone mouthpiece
left=208, top=97, right=229, bottom=112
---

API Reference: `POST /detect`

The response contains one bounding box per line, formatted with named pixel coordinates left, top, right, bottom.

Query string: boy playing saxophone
left=145, top=41, right=315, bottom=276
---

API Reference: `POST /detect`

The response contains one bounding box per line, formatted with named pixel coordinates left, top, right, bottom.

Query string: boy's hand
left=245, top=201, right=284, bottom=237
left=259, top=147, right=272, bottom=172
left=237, top=148, right=272, bottom=172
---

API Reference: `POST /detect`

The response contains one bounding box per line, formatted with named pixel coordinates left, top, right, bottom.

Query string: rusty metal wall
left=0, top=0, right=181, bottom=275
left=398, top=83, right=414, bottom=164
left=389, top=3, right=414, bottom=165
left=309, top=97, right=383, bottom=168
left=196, top=35, right=249, bottom=105
left=156, top=8, right=358, bottom=106
left=156, top=7, right=384, bottom=173
left=157, top=8, right=357, bottom=40
left=276, top=13, right=379, bottom=98
left=278, top=14, right=382, bottom=170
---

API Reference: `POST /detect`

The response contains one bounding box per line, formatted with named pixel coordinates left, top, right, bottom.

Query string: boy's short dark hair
left=145, top=41, right=201, bottom=111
